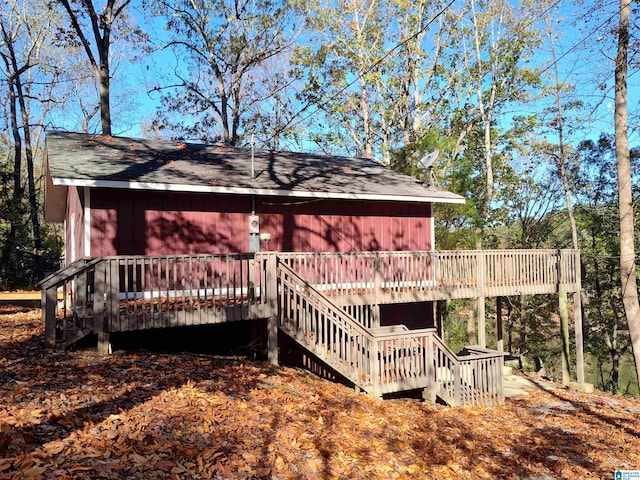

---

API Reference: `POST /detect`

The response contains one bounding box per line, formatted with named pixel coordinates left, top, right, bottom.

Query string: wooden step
left=57, top=328, right=93, bottom=349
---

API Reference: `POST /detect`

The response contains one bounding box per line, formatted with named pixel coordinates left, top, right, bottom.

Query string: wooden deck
left=40, top=249, right=581, bottom=406
left=0, top=291, right=41, bottom=307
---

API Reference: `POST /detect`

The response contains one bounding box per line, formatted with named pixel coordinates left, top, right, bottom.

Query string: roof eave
left=44, top=159, right=67, bottom=223
left=50, top=177, right=466, bottom=205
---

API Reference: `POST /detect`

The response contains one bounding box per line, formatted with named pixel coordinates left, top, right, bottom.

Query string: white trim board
left=51, top=177, right=466, bottom=205
left=84, top=187, right=91, bottom=257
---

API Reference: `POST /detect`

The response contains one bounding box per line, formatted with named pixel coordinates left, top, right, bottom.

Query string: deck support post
left=97, top=332, right=111, bottom=354
left=572, top=251, right=585, bottom=384
left=93, top=260, right=109, bottom=354
left=574, top=290, right=585, bottom=384
left=370, top=337, right=381, bottom=398
left=42, top=284, right=58, bottom=348
left=265, top=253, right=279, bottom=365
left=477, top=297, right=486, bottom=348
left=559, top=291, right=571, bottom=385
left=476, top=251, right=487, bottom=348
left=496, top=296, right=503, bottom=352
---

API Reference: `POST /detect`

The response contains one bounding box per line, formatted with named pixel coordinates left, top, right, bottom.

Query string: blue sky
left=85, top=0, right=638, bottom=153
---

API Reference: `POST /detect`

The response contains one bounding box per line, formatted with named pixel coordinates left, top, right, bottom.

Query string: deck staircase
left=277, top=261, right=504, bottom=406
left=41, top=253, right=505, bottom=407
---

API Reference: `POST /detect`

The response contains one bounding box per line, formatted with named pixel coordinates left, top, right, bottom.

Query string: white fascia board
left=84, top=187, right=91, bottom=257
left=51, top=178, right=466, bottom=205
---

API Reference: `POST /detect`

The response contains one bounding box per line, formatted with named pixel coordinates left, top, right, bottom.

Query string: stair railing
left=277, top=260, right=377, bottom=392
left=40, top=257, right=99, bottom=347
left=431, top=335, right=504, bottom=407
left=373, top=326, right=437, bottom=396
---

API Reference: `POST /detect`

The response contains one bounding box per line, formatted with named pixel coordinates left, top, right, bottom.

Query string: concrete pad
left=503, top=373, right=557, bottom=398
left=569, top=382, right=595, bottom=394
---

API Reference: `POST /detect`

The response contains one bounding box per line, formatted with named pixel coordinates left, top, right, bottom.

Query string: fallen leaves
left=1, top=305, right=639, bottom=479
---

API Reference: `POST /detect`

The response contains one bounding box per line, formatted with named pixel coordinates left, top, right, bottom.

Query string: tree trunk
left=614, top=0, right=640, bottom=390
left=359, top=77, right=374, bottom=159
left=11, top=65, right=42, bottom=280
left=0, top=68, right=24, bottom=286
left=610, top=349, right=620, bottom=395
left=98, top=57, right=112, bottom=136
left=546, top=9, right=579, bottom=383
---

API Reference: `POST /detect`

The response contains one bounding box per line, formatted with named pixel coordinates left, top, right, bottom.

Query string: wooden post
left=519, top=293, right=527, bottom=354
left=370, top=337, right=381, bottom=398
left=93, top=260, right=109, bottom=354
left=477, top=297, right=486, bottom=348
left=496, top=296, right=503, bottom=352
left=265, top=253, right=279, bottom=365
left=572, top=251, right=585, bottom=385
left=99, top=258, right=119, bottom=354
left=248, top=254, right=260, bottom=356
left=424, top=332, right=436, bottom=404
left=42, top=282, right=58, bottom=348
left=559, top=291, right=571, bottom=385
left=453, top=361, right=462, bottom=407
left=477, top=251, right=486, bottom=348
left=76, top=269, right=87, bottom=328
left=371, top=304, right=381, bottom=329
left=574, top=290, right=585, bottom=384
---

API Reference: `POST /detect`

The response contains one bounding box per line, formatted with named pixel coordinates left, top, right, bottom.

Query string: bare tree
left=150, top=0, right=297, bottom=146
left=543, top=6, right=578, bottom=385
left=56, top=0, right=132, bottom=136
left=0, top=0, right=51, bottom=282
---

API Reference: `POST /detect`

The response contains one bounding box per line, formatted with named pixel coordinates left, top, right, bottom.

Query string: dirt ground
left=1, top=305, right=639, bottom=479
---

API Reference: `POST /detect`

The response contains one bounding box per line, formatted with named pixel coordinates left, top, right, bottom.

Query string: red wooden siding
left=65, top=186, right=85, bottom=265
left=89, top=189, right=433, bottom=256
left=259, top=198, right=432, bottom=252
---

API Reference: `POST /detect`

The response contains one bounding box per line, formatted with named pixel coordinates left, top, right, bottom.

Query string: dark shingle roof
left=45, top=131, right=465, bottom=204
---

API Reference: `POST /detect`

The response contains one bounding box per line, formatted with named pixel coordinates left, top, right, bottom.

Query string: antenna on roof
left=417, top=150, right=438, bottom=187
left=417, top=150, right=438, bottom=171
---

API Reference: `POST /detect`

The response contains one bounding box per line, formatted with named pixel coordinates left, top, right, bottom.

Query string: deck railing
left=279, top=249, right=580, bottom=302
left=98, top=254, right=276, bottom=332
left=374, top=326, right=435, bottom=395
left=457, top=346, right=505, bottom=407
left=278, top=260, right=375, bottom=391
left=40, top=257, right=97, bottom=347
left=43, top=250, right=580, bottom=341
left=41, top=251, right=507, bottom=405
left=41, top=253, right=276, bottom=347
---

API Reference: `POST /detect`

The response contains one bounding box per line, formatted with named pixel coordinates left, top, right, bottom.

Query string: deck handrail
left=279, top=249, right=581, bottom=301
left=41, top=257, right=101, bottom=347
left=42, top=253, right=275, bottom=348
left=38, top=257, right=95, bottom=288
left=429, top=335, right=504, bottom=407
left=277, top=259, right=378, bottom=391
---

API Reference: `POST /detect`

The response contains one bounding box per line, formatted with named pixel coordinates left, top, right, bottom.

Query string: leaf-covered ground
left=1, top=306, right=639, bottom=479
